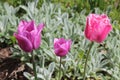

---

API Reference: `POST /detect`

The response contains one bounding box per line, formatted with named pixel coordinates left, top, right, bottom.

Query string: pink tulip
left=54, top=38, right=72, bottom=57
left=14, top=20, right=44, bottom=52
left=85, top=14, right=112, bottom=43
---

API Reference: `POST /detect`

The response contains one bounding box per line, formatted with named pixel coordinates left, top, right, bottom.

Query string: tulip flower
left=54, top=38, right=72, bottom=57
left=14, top=20, right=44, bottom=52
left=84, top=14, right=112, bottom=43
left=54, top=38, right=72, bottom=80
left=83, top=14, right=112, bottom=80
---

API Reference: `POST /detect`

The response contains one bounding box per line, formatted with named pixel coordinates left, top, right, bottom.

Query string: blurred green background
left=0, top=0, right=120, bottom=23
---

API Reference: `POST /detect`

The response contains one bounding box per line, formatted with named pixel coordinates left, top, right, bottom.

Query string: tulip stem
left=59, top=57, right=62, bottom=80
left=83, top=42, right=94, bottom=80
left=31, top=51, right=37, bottom=80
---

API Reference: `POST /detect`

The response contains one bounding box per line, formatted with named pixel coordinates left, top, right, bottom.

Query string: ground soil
left=0, top=47, right=31, bottom=80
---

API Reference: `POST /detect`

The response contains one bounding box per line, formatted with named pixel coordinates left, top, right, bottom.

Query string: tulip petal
left=54, top=47, right=67, bottom=57
left=14, top=33, right=33, bottom=52
left=58, top=38, right=66, bottom=44
left=37, top=23, right=45, bottom=33
left=18, top=20, right=29, bottom=34
left=97, top=24, right=112, bottom=43
left=54, top=38, right=67, bottom=50
left=24, top=31, right=35, bottom=44
left=54, top=38, right=59, bottom=44
left=33, top=23, right=44, bottom=49
left=33, top=34, right=41, bottom=49
left=66, top=40, right=72, bottom=51
left=26, top=20, right=36, bottom=32
left=54, top=38, right=59, bottom=48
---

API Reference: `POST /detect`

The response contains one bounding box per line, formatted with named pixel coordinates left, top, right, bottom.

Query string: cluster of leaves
left=0, top=2, right=18, bottom=47
left=0, top=0, right=120, bottom=80
left=54, top=0, right=120, bottom=24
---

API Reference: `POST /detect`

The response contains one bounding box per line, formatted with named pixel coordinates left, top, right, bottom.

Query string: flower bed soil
left=0, top=47, right=31, bottom=80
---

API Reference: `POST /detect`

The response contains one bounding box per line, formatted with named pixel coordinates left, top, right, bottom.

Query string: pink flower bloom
left=85, top=14, right=112, bottom=43
left=54, top=38, right=72, bottom=57
left=14, top=20, right=44, bottom=52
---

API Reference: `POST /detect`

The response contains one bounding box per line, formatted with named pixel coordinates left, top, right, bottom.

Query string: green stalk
left=31, top=51, right=37, bottom=80
left=83, top=42, right=94, bottom=80
left=59, top=57, right=62, bottom=80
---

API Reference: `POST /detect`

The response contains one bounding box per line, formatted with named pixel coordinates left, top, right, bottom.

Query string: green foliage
left=0, top=0, right=120, bottom=80
left=0, top=0, right=31, bottom=7
left=0, top=2, right=19, bottom=47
